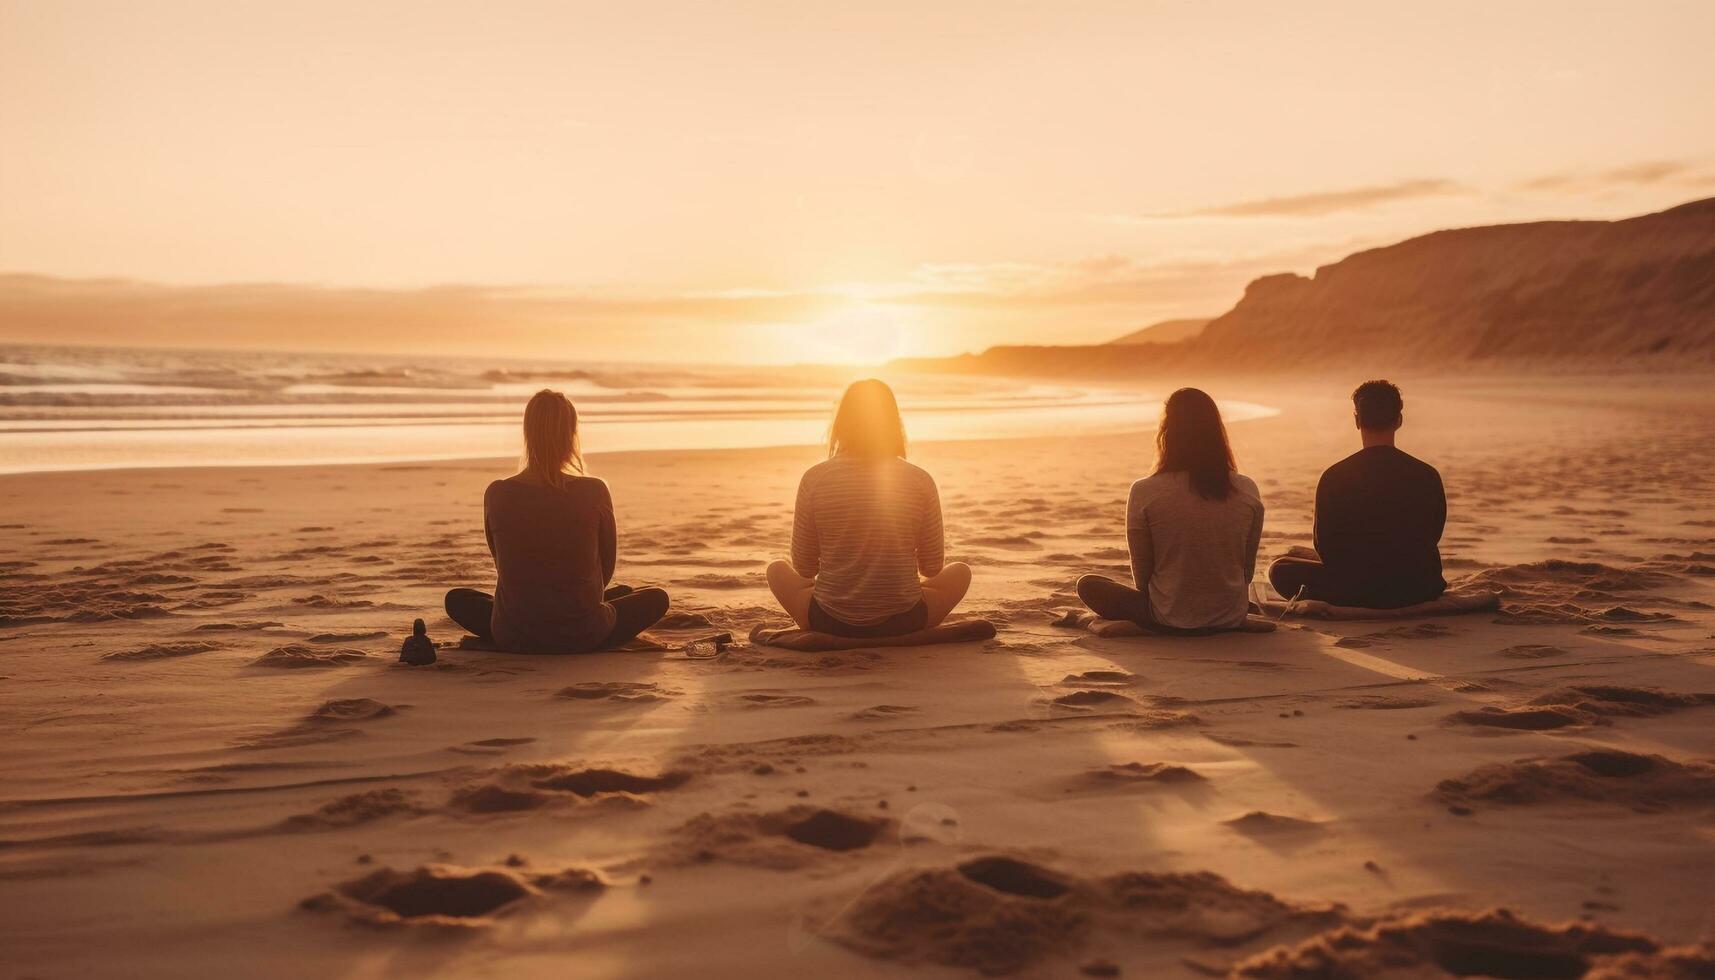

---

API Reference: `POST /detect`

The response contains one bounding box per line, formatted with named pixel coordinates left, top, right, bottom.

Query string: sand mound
left=282, top=788, right=422, bottom=830
left=1438, top=750, right=1715, bottom=811
left=101, top=640, right=223, bottom=662
left=309, top=698, right=396, bottom=722
left=1061, top=670, right=1137, bottom=686
left=1585, top=943, right=1715, bottom=979
left=653, top=611, right=718, bottom=629
left=1085, top=762, right=1204, bottom=785
left=1051, top=690, right=1137, bottom=710
left=449, top=762, right=687, bottom=812
left=1107, top=710, right=1203, bottom=732
left=531, top=767, right=689, bottom=797
left=1225, top=812, right=1325, bottom=836
left=1232, top=907, right=1662, bottom=979
left=834, top=858, right=1336, bottom=974
left=835, top=858, right=1091, bottom=974
left=1466, top=559, right=1697, bottom=628
left=448, top=784, right=554, bottom=814
left=250, top=644, right=368, bottom=668
left=556, top=681, right=677, bottom=703
left=667, top=805, right=892, bottom=869
left=1530, top=685, right=1715, bottom=718
left=1446, top=706, right=1593, bottom=731
left=302, top=862, right=604, bottom=928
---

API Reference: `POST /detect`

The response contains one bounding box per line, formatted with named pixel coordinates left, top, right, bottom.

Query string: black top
left=1313, top=446, right=1446, bottom=605
left=484, top=476, right=617, bottom=652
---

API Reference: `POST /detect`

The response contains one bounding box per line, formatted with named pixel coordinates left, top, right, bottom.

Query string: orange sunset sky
left=2, top=0, right=1713, bottom=363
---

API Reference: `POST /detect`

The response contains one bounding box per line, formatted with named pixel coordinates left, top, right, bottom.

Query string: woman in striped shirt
left=766, top=379, right=971, bottom=637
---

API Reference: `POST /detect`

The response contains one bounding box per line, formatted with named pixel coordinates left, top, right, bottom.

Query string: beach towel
left=748, top=619, right=997, bottom=652
left=1050, top=609, right=1277, bottom=637
left=1257, top=588, right=1500, bottom=621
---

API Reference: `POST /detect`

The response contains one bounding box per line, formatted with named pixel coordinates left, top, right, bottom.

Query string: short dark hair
left=1353, top=380, right=1403, bottom=430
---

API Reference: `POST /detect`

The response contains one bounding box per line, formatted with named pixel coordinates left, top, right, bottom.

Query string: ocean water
left=0, top=345, right=1275, bottom=474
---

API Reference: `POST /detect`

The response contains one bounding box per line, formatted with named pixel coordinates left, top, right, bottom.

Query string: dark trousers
left=444, top=584, right=670, bottom=651
left=807, top=597, right=928, bottom=638
left=1074, top=574, right=1228, bottom=636
left=1267, top=556, right=1440, bottom=609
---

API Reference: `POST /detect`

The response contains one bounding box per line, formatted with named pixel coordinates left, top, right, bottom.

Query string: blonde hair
left=828, top=379, right=907, bottom=459
left=522, top=389, right=584, bottom=486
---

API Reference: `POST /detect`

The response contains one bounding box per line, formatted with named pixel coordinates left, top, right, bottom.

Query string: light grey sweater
left=1127, top=471, right=1264, bottom=630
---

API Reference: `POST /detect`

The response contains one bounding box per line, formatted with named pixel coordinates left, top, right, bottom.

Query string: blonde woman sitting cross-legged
left=766, top=379, right=971, bottom=638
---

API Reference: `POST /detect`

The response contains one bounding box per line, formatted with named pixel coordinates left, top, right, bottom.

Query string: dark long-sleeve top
left=483, top=475, right=617, bottom=652
left=1312, top=446, right=1447, bottom=604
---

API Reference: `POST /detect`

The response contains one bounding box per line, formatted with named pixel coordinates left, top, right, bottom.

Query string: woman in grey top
left=444, top=390, right=669, bottom=652
left=767, top=379, right=972, bottom=637
left=1077, top=387, right=1264, bottom=633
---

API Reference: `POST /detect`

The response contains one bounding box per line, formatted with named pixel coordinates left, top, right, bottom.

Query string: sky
left=2, top=0, right=1713, bottom=363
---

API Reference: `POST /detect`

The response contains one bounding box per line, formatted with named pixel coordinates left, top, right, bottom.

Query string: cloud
left=0, top=239, right=1368, bottom=356
left=1518, top=159, right=1715, bottom=194
left=1103, top=179, right=1465, bottom=222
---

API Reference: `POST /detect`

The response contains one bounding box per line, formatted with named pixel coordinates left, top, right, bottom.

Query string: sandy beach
left=4, top=374, right=1714, bottom=978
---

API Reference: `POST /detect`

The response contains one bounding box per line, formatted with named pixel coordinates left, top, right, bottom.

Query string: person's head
left=1155, top=387, right=1236, bottom=501
left=829, top=378, right=907, bottom=459
left=1352, top=380, right=1404, bottom=436
left=521, top=388, right=584, bottom=486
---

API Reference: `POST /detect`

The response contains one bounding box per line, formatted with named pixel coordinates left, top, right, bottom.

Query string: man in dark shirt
left=1268, top=380, right=1446, bottom=608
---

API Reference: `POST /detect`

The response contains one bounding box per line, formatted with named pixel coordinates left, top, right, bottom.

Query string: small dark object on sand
left=400, top=619, right=437, bottom=665
left=684, top=632, right=734, bottom=659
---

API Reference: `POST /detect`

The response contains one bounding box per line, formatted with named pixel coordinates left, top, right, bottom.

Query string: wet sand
left=3, top=375, right=1714, bottom=977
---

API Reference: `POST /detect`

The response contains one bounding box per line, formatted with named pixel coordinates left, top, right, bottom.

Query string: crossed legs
left=442, top=584, right=667, bottom=650
left=766, top=559, right=972, bottom=631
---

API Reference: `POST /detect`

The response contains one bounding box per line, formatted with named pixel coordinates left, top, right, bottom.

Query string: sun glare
left=775, top=303, right=916, bottom=364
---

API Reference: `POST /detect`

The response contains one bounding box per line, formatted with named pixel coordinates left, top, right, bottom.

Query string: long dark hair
left=1154, top=388, right=1236, bottom=501
left=829, top=379, right=908, bottom=459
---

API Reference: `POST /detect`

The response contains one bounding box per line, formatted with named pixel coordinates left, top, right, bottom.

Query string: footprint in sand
left=850, top=704, right=919, bottom=721
left=1335, top=623, right=1454, bottom=648
left=556, top=681, right=678, bottom=703
left=301, top=863, right=605, bottom=927
left=281, top=789, right=422, bottom=831
left=735, top=692, right=817, bottom=709
left=666, top=806, right=890, bottom=868
left=101, top=640, right=224, bottom=662
left=305, top=630, right=389, bottom=644
left=1336, top=695, right=1440, bottom=710
left=1496, top=644, right=1569, bottom=659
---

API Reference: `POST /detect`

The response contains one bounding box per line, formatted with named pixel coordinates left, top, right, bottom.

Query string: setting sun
left=772, top=303, right=917, bottom=364
left=3, top=3, right=1714, bottom=978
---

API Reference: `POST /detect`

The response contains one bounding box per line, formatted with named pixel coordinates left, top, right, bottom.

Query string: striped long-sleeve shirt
left=790, top=454, right=945, bottom=625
